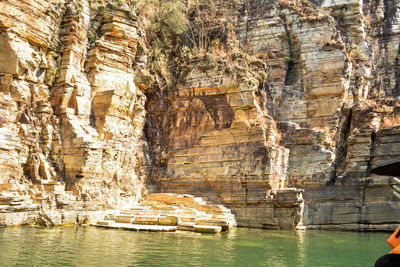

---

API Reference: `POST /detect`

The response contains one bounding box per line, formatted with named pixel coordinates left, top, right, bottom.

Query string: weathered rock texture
left=1, top=0, right=400, bottom=230
left=145, top=0, right=400, bottom=230
left=146, top=67, right=304, bottom=228
left=94, top=193, right=236, bottom=233
left=0, top=0, right=146, bottom=224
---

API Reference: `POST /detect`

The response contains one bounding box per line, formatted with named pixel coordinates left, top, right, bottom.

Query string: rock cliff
left=0, top=0, right=146, bottom=224
left=145, top=0, right=400, bottom=230
left=0, top=0, right=400, bottom=230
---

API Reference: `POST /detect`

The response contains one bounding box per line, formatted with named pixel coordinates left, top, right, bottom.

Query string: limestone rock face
left=145, top=0, right=400, bottom=230
left=152, top=68, right=297, bottom=228
left=0, top=0, right=146, bottom=217
left=51, top=2, right=146, bottom=206
left=2, top=0, right=400, bottom=230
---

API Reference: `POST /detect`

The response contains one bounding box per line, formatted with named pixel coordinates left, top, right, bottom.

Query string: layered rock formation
left=0, top=0, right=146, bottom=224
left=95, top=193, right=236, bottom=233
left=1, top=0, right=400, bottom=230
left=145, top=0, right=400, bottom=230
left=146, top=67, right=304, bottom=228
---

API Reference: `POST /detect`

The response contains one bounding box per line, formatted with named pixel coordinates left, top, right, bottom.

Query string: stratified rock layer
left=0, top=0, right=146, bottom=218
left=2, top=0, right=400, bottom=230
left=94, top=193, right=236, bottom=233
left=145, top=0, right=400, bottom=230
left=147, top=67, right=304, bottom=228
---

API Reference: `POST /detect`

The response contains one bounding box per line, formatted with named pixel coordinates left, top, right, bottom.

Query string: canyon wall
left=1, top=0, right=400, bottom=230
left=150, top=68, right=303, bottom=228
left=145, top=0, right=400, bottom=230
left=0, top=0, right=146, bottom=224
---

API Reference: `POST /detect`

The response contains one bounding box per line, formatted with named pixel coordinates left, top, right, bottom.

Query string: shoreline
left=0, top=211, right=397, bottom=233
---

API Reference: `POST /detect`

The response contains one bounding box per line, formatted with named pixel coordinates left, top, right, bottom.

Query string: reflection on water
left=0, top=226, right=389, bottom=266
left=295, top=230, right=306, bottom=267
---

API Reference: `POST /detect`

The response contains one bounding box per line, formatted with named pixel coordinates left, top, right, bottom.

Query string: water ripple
left=0, top=227, right=389, bottom=267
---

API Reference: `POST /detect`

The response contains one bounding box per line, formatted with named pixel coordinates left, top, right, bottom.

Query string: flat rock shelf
left=93, top=222, right=178, bottom=232
left=92, top=193, right=235, bottom=234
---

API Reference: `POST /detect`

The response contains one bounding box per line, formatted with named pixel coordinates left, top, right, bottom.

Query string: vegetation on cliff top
left=85, top=0, right=340, bottom=94
left=131, top=0, right=270, bottom=91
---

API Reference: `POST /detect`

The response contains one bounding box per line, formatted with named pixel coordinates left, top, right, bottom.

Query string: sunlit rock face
left=51, top=1, right=146, bottom=206
left=146, top=0, right=400, bottom=230
left=238, top=0, right=400, bottom=230
left=1, top=0, right=400, bottom=230
left=0, top=0, right=146, bottom=213
left=151, top=67, right=303, bottom=228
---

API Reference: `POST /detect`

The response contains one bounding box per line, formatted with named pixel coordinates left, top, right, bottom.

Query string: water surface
left=0, top=226, right=389, bottom=266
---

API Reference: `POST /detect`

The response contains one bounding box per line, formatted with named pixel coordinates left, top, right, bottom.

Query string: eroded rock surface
left=0, top=0, right=146, bottom=225
left=145, top=0, right=400, bottom=230
left=1, top=0, right=400, bottom=230
left=94, top=193, right=236, bottom=233
left=146, top=67, right=303, bottom=228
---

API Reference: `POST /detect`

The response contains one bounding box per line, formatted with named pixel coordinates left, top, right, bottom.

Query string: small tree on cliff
left=183, top=0, right=241, bottom=52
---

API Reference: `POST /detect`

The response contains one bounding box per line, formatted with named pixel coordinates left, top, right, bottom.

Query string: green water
left=0, top=226, right=390, bottom=266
